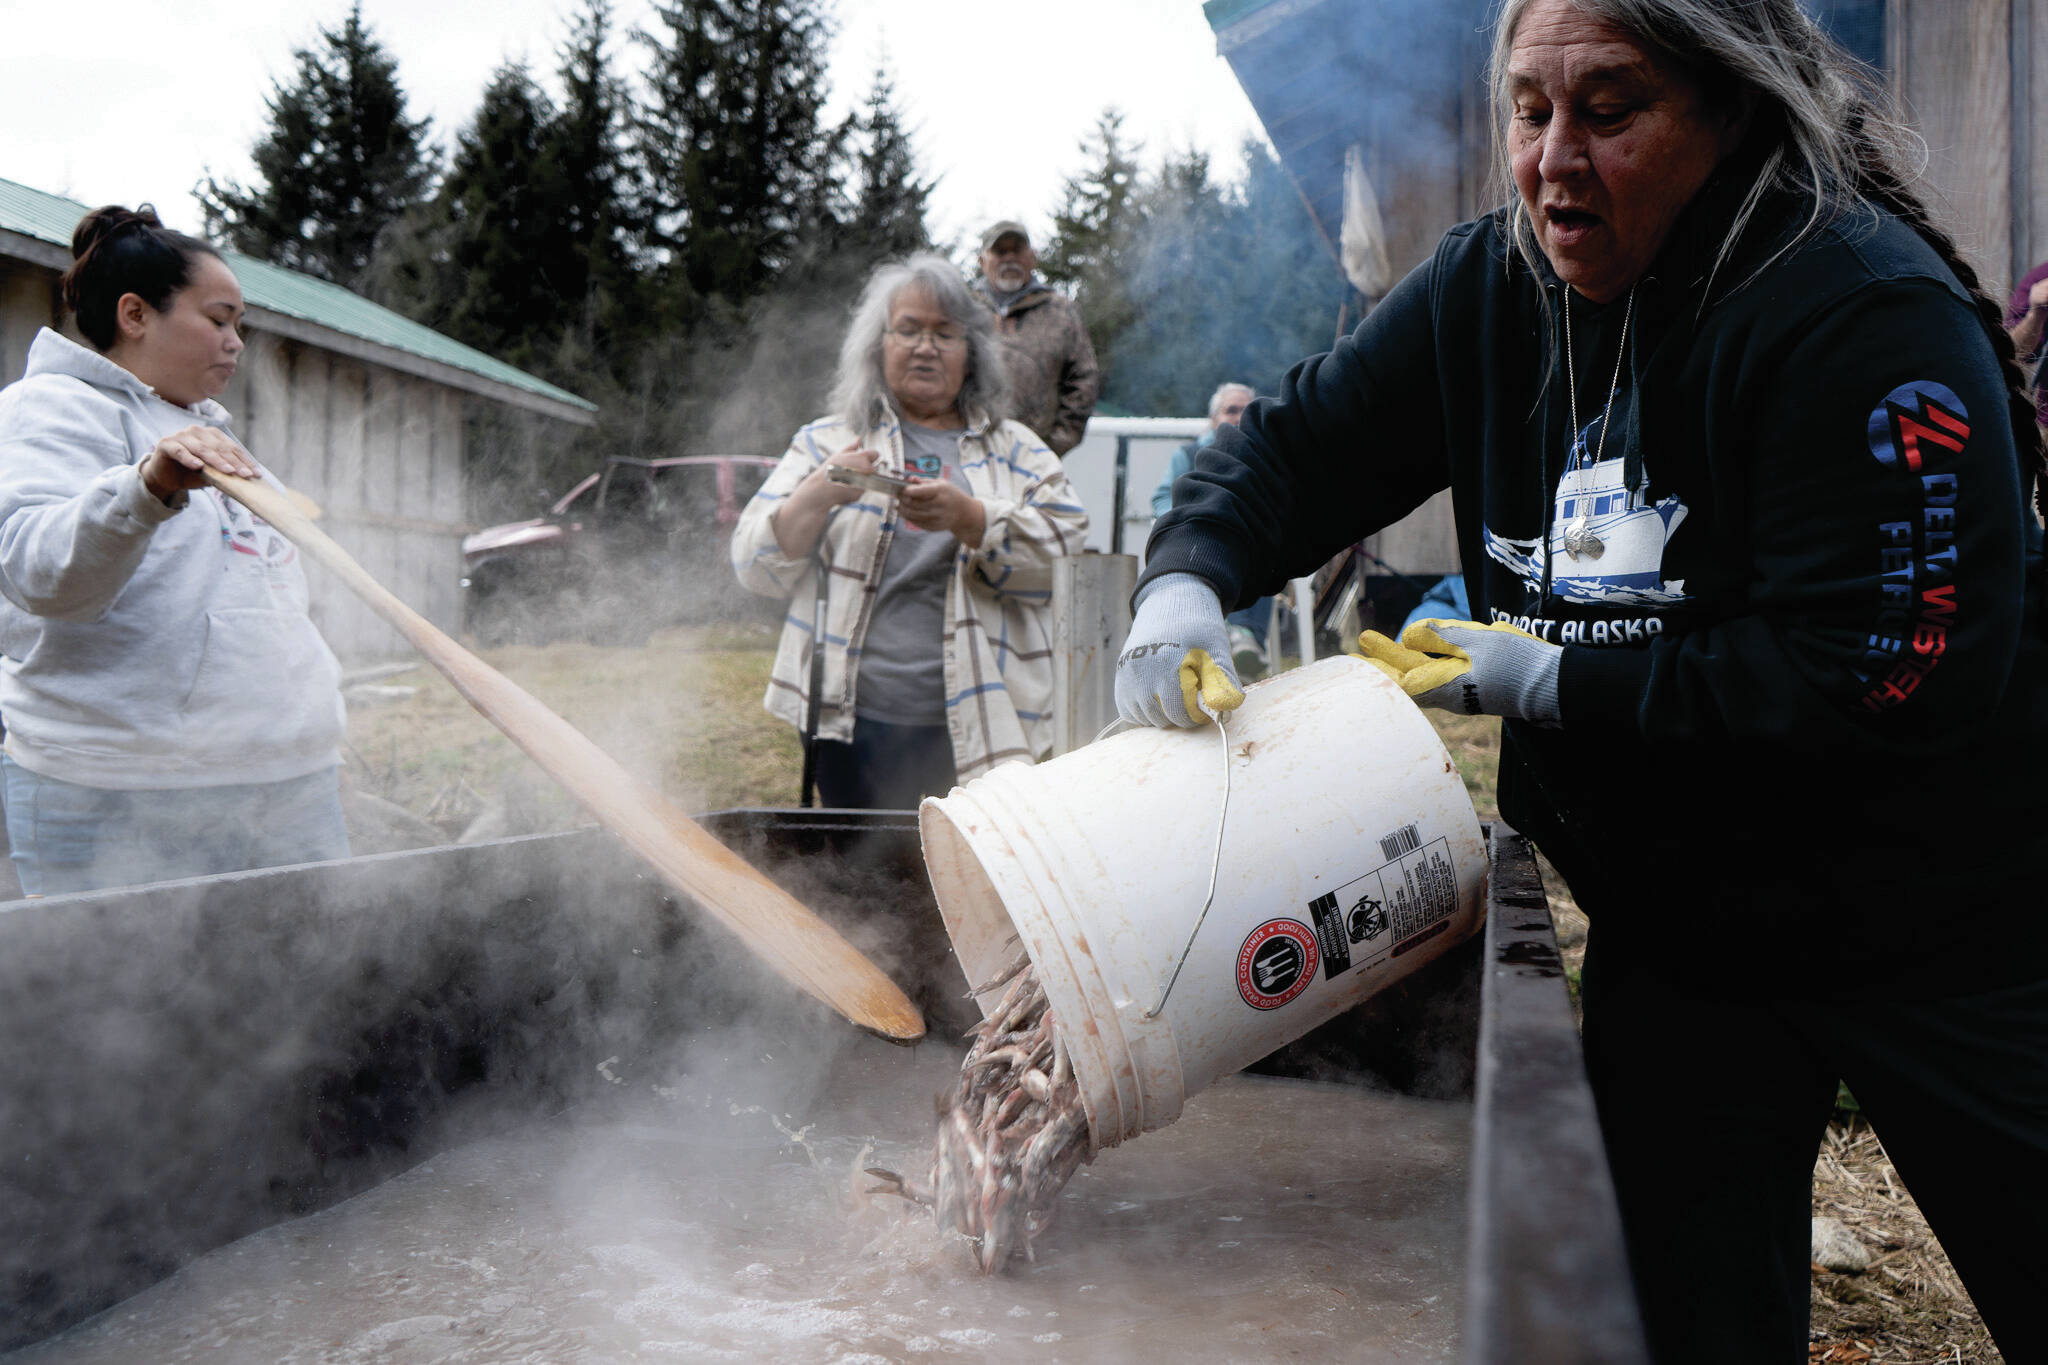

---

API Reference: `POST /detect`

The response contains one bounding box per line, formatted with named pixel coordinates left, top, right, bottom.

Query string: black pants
left=811, top=717, right=958, bottom=810
left=1581, top=928, right=2048, bottom=1363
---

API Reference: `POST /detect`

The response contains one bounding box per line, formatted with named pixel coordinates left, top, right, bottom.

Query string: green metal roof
left=0, top=176, right=595, bottom=423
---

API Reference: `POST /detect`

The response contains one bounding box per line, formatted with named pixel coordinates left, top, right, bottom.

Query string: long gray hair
left=828, top=254, right=1010, bottom=432
left=1487, top=0, right=2043, bottom=488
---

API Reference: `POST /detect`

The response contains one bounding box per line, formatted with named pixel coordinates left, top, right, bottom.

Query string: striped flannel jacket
left=730, top=408, right=1090, bottom=782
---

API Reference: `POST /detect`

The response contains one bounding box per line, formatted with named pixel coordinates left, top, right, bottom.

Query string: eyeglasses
left=885, top=324, right=967, bottom=351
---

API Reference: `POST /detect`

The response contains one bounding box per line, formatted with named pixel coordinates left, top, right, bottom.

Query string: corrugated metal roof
left=0, top=178, right=95, bottom=247
left=0, top=176, right=596, bottom=420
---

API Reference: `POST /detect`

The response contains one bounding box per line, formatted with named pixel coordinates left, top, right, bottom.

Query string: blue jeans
left=2, top=757, right=350, bottom=896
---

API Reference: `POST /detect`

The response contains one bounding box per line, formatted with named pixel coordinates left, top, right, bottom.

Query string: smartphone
left=826, top=465, right=911, bottom=495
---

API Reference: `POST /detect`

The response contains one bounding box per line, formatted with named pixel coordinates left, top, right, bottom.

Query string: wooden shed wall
left=0, top=259, right=471, bottom=663
left=231, top=335, right=469, bottom=662
left=1891, top=0, right=2043, bottom=300
left=0, top=265, right=56, bottom=385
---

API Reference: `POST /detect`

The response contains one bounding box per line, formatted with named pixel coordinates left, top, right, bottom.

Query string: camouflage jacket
left=975, top=284, right=1101, bottom=456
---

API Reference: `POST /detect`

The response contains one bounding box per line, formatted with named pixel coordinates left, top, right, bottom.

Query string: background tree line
left=199, top=0, right=1344, bottom=521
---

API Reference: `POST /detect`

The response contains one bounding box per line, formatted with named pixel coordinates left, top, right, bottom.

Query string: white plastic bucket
left=919, top=654, right=1486, bottom=1151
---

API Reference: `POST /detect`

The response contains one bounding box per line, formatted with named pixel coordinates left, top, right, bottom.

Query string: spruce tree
left=1041, top=109, right=1145, bottom=380
left=198, top=2, right=437, bottom=288
left=776, top=63, right=928, bottom=290
left=1114, top=147, right=1232, bottom=414
left=428, top=64, right=561, bottom=365
left=546, top=0, right=640, bottom=362
left=359, top=64, right=596, bottom=522
left=695, top=63, right=937, bottom=469
left=843, top=65, right=932, bottom=262
left=1047, top=133, right=1342, bottom=417
left=374, top=3, right=640, bottom=371
left=632, top=0, right=835, bottom=315
left=1219, top=139, right=1346, bottom=388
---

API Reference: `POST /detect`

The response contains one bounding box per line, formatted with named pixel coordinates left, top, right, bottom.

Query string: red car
left=460, top=454, right=779, bottom=645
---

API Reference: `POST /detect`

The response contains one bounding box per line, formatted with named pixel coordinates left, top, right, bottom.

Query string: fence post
left=1052, top=554, right=1138, bottom=755
left=1292, top=576, right=1317, bottom=665
left=1109, top=436, right=1131, bottom=555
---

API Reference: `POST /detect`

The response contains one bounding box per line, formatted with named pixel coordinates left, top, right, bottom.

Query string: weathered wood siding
left=0, top=267, right=54, bottom=383
left=2028, top=0, right=2048, bottom=283
left=1891, top=0, right=2023, bottom=293
left=1363, top=488, right=1461, bottom=580
left=0, top=258, right=471, bottom=662
left=239, top=339, right=469, bottom=660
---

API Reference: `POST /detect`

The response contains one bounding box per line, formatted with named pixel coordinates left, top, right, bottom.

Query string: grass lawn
left=341, top=621, right=805, bottom=843
left=342, top=629, right=1508, bottom=842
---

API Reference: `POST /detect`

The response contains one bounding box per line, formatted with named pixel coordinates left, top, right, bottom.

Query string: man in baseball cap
left=973, top=220, right=1099, bottom=457
left=980, top=219, right=1031, bottom=253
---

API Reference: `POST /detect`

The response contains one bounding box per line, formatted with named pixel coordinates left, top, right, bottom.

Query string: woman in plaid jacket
left=732, top=255, right=1089, bottom=808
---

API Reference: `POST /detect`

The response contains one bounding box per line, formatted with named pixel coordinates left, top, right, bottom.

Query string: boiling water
left=11, top=1042, right=1468, bottom=1364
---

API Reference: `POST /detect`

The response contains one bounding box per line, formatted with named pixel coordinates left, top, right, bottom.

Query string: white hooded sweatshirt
left=0, top=328, right=344, bottom=789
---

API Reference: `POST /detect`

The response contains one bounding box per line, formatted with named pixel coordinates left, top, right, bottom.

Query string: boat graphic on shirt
left=1482, top=420, right=1691, bottom=607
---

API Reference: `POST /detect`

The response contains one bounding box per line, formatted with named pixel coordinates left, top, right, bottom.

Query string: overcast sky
left=1, top=0, right=1264, bottom=254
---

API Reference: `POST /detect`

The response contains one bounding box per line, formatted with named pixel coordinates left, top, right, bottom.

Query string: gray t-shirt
left=855, top=422, right=966, bottom=725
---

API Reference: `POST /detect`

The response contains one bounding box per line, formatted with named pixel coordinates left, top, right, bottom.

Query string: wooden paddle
left=203, top=469, right=925, bottom=1044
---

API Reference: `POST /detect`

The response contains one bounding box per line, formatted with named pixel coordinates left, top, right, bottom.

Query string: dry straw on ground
left=1805, top=1118, right=2001, bottom=1363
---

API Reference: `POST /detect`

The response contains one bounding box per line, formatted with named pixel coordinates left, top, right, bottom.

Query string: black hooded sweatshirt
left=1142, top=171, right=2048, bottom=997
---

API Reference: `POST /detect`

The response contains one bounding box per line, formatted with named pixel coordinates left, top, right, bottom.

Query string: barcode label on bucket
left=1379, top=823, right=1421, bottom=861
left=1305, top=830, right=1461, bottom=982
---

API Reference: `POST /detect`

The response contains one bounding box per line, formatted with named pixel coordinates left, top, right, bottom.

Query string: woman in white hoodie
left=0, top=205, right=348, bottom=894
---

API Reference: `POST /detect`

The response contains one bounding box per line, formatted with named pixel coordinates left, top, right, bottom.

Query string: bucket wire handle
left=1092, top=717, right=1133, bottom=744
left=1142, top=700, right=1233, bottom=1020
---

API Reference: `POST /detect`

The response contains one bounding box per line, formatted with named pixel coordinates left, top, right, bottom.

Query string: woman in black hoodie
left=1117, top=1, right=2048, bottom=1360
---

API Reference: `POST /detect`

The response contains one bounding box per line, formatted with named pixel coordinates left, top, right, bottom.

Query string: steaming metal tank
left=0, top=811, right=1643, bottom=1361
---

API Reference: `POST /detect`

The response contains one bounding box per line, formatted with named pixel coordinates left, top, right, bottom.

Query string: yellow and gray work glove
left=1358, top=618, right=1562, bottom=724
left=1115, top=573, right=1247, bottom=728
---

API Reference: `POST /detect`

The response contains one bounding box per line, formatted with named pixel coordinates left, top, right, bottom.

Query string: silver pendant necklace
left=1561, top=284, right=1635, bottom=561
